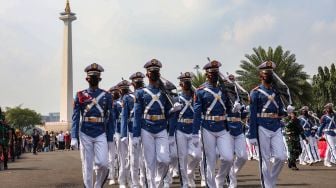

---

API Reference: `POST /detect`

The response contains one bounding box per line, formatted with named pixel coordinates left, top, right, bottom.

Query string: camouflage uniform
left=284, top=117, right=306, bottom=169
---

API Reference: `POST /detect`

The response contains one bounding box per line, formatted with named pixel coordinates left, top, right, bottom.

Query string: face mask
left=133, top=81, right=144, bottom=89
left=149, top=71, right=160, bottom=81
left=121, top=89, right=128, bottom=95
left=183, top=81, right=192, bottom=90
left=88, top=76, right=100, bottom=86
left=209, top=73, right=219, bottom=83
left=264, top=75, right=273, bottom=84
left=112, top=92, right=120, bottom=100
left=303, top=111, right=309, bottom=116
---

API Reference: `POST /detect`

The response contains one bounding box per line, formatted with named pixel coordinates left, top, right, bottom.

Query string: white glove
left=169, top=136, right=175, bottom=145
left=287, top=105, right=295, bottom=113
left=121, top=137, right=128, bottom=143
left=192, top=135, right=199, bottom=146
left=133, top=137, right=140, bottom=147
left=170, top=102, right=183, bottom=113
left=249, top=138, right=258, bottom=146
left=70, top=138, right=78, bottom=150
left=232, top=101, right=242, bottom=113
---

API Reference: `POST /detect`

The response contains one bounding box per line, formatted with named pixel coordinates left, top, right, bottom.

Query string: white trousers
left=325, top=135, right=336, bottom=164
left=141, top=129, right=170, bottom=188
left=107, top=141, right=116, bottom=180
left=129, top=134, right=146, bottom=188
left=229, top=134, right=248, bottom=188
left=165, top=139, right=178, bottom=186
left=79, top=133, right=109, bottom=188
left=175, top=130, right=202, bottom=187
left=118, top=136, right=130, bottom=185
left=299, top=136, right=314, bottom=163
left=202, top=128, right=233, bottom=188
left=310, top=136, right=321, bottom=161
left=258, top=127, right=286, bottom=188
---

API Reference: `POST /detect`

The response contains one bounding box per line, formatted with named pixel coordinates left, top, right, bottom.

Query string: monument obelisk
left=59, top=0, right=76, bottom=125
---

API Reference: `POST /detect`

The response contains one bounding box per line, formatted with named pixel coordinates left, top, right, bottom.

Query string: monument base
left=43, top=121, right=71, bottom=133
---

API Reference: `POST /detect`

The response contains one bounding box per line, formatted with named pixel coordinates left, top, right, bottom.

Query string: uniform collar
left=147, top=83, right=159, bottom=89
left=87, top=87, right=100, bottom=93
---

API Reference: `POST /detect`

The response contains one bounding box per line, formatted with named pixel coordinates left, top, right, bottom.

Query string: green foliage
left=236, top=46, right=312, bottom=106
left=4, top=105, right=42, bottom=132
left=312, top=63, right=336, bottom=114
left=192, top=67, right=207, bottom=88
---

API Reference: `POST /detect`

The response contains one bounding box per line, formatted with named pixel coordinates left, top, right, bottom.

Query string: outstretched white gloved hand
left=170, top=102, right=183, bottom=113
left=249, top=138, right=258, bottom=146
left=232, top=101, right=242, bottom=113
left=70, top=138, right=78, bottom=150
left=286, top=105, right=295, bottom=113
left=121, top=137, right=128, bottom=143
left=133, top=137, right=140, bottom=147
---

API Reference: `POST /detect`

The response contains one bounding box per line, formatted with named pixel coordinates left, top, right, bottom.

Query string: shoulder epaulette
left=196, top=85, right=205, bottom=90
left=252, top=86, right=260, bottom=91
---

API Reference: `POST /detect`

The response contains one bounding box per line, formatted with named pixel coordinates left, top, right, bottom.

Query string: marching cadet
left=118, top=80, right=133, bottom=188
left=309, top=111, right=321, bottom=162
left=298, top=106, right=314, bottom=165
left=318, top=103, right=336, bottom=167
left=284, top=110, right=306, bottom=170
left=70, top=63, right=114, bottom=188
left=108, top=85, right=123, bottom=185
left=128, top=72, right=147, bottom=188
left=249, top=61, right=287, bottom=188
left=168, top=72, right=201, bottom=188
left=193, top=60, right=234, bottom=188
left=133, top=59, right=175, bottom=188
left=227, top=101, right=248, bottom=188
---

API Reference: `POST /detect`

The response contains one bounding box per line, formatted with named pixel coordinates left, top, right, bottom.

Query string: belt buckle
left=151, top=116, right=158, bottom=121
left=88, top=117, right=94, bottom=122
left=214, top=116, right=219, bottom=121
left=270, top=113, right=276, bottom=118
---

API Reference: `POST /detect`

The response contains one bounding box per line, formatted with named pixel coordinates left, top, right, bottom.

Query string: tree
left=236, top=46, right=312, bottom=106
left=4, top=106, right=42, bottom=132
left=192, top=65, right=207, bottom=88
left=312, top=63, right=336, bottom=114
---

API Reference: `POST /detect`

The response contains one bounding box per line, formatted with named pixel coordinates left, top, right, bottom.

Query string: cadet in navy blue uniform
left=249, top=61, right=287, bottom=188
left=298, top=106, right=314, bottom=165
left=168, top=72, right=201, bottom=188
left=117, top=80, right=133, bottom=187
left=128, top=72, right=146, bottom=188
left=192, top=60, right=234, bottom=188
left=108, top=85, right=123, bottom=185
left=71, top=63, right=114, bottom=188
left=227, top=100, right=248, bottom=188
left=133, top=59, right=174, bottom=188
left=309, top=111, right=321, bottom=162
left=318, top=103, right=336, bottom=167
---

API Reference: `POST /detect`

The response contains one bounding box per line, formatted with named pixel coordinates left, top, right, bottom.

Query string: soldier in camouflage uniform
left=284, top=111, right=307, bottom=170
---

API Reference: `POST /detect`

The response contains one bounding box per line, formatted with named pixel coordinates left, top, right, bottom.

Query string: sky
left=0, top=0, right=335, bottom=115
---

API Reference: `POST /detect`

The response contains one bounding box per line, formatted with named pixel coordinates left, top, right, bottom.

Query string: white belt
left=227, top=117, right=241, bottom=122
left=202, top=115, right=226, bottom=122
left=178, top=118, right=193, bottom=124
left=325, top=128, right=335, bottom=131
left=303, top=128, right=310, bottom=131
left=83, top=117, right=104, bottom=123
left=257, top=113, right=279, bottom=118
left=143, top=114, right=165, bottom=121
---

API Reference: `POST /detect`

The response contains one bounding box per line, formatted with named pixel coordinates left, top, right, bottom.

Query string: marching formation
left=70, top=59, right=336, bottom=188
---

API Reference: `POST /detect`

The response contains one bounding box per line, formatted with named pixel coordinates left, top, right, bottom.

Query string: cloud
left=222, top=14, right=276, bottom=44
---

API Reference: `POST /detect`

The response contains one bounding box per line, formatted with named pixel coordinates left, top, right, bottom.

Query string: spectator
left=50, top=131, right=56, bottom=151
left=31, top=129, right=40, bottom=155
left=43, top=131, right=50, bottom=152
left=64, top=131, right=71, bottom=151
left=57, top=131, right=65, bottom=150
